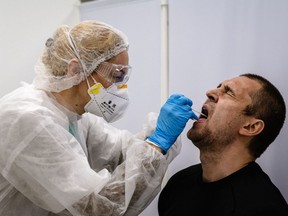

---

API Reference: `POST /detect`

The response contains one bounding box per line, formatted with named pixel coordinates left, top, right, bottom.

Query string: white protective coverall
left=0, top=83, right=181, bottom=216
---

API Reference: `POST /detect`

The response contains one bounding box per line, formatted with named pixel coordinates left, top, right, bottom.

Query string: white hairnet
left=33, top=20, right=129, bottom=92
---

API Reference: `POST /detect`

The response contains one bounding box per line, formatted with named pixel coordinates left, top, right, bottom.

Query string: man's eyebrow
left=224, top=84, right=234, bottom=93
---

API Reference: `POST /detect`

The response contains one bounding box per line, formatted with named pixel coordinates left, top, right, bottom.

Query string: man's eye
left=227, top=92, right=233, bottom=96
left=225, top=88, right=231, bottom=94
left=225, top=89, right=232, bottom=95
left=226, top=90, right=237, bottom=99
left=223, top=85, right=236, bottom=99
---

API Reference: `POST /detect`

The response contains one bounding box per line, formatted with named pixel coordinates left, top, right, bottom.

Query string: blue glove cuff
left=147, top=132, right=177, bottom=153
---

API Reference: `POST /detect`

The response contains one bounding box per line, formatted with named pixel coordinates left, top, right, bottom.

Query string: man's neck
left=199, top=145, right=254, bottom=182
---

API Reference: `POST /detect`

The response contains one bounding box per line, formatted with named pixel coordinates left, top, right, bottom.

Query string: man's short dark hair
left=241, top=73, right=286, bottom=158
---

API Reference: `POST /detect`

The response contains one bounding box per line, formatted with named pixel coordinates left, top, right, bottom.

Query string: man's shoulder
left=178, top=163, right=202, bottom=173
left=169, top=163, right=202, bottom=181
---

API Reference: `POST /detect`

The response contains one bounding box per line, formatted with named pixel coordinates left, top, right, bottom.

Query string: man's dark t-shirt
left=158, top=162, right=288, bottom=216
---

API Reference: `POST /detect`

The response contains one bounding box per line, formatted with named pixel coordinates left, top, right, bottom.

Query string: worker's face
left=90, top=51, right=130, bottom=88
left=187, top=76, right=261, bottom=151
left=77, top=51, right=129, bottom=113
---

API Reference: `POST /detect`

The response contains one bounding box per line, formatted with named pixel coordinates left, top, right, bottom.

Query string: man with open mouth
left=158, top=73, right=288, bottom=216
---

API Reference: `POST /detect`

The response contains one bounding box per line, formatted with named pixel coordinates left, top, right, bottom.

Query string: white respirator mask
left=84, top=77, right=129, bottom=123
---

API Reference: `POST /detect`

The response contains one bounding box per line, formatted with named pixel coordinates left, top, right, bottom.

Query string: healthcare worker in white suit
left=0, top=20, right=198, bottom=216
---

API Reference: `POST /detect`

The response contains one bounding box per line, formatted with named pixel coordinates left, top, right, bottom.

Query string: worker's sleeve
left=0, top=111, right=181, bottom=215
left=0, top=111, right=112, bottom=213
left=68, top=112, right=181, bottom=215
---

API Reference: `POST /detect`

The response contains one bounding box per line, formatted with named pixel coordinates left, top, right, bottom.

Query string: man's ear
left=239, top=118, right=265, bottom=137
left=67, top=58, right=82, bottom=75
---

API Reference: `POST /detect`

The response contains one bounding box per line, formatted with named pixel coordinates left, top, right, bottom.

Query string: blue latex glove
left=147, top=94, right=198, bottom=153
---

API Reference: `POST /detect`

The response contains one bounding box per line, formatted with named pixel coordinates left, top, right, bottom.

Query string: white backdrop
left=0, top=0, right=80, bottom=97
left=81, top=0, right=288, bottom=215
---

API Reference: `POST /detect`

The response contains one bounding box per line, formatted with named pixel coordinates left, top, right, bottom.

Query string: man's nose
left=206, top=89, right=219, bottom=102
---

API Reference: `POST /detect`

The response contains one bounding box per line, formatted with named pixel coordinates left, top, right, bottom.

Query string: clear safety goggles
left=95, top=62, right=132, bottom=86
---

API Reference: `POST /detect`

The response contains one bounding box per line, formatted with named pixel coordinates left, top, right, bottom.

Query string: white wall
left=81, top=1, right=288, bottom=216
left=0, top=0, right=80, bottom=97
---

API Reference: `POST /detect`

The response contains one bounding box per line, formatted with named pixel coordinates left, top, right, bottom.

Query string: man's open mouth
left=200, top=106, right=208, bottom=119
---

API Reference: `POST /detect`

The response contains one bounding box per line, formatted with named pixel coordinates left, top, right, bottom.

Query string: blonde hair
left=33, top=20, right=129, bottom=92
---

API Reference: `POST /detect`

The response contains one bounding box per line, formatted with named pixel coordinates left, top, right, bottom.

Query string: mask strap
left=90, top=75, right=97, bottom=83
left=66, top=30, right=87, bottom=74
left=67, top=31, right=102, bottom=93
left=85, top=74, right=98, bottom=89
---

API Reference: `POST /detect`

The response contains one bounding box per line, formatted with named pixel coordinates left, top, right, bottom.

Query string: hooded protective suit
left=0, top=83, right=181, bottom=215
